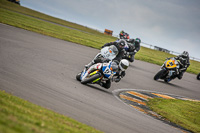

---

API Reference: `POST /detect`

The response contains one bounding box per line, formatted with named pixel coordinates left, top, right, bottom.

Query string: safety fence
left=95, top=29, right=200, bottom=62
left=141, top=42, right=200, bottom=62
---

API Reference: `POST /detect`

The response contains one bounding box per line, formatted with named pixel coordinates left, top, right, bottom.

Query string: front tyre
left=76, top=72, right=82, bottom=81
left=81, top=73, right=102, bottom=84
left=154, top=69, right=166, bottom=80
left=197, top=73, right=200, bottom=80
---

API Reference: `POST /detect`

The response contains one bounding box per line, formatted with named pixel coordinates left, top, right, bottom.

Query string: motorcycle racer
left=102, top=39, right=126, bottom=62
left=85, top=39, right=127, bottom=69
left=98, top=59, right=129, bottom=88
left=123, top=38, right=141, bottom=62
left=119, top=30, right=130, bottom=39
left=174, top=51, right=190, bottom=79
left=79, top=58, right=129, bottom=89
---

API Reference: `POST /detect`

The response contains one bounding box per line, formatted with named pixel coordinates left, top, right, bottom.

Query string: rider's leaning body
left=174, top=51, right=190, bottom=79
left=93, top=58, right=129, bottom=89
left=123, top=38, right=141, bottom=62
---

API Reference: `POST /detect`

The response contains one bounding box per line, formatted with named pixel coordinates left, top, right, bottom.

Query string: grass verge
left=0, top=0, right=199, bottom=74
left=147, top=98, right=200, bottom=133
left=0, top=0, right=106, bottom=36
left=0, top=90, right=102, bottom=133
left=0, top=2, right=200, bottom=131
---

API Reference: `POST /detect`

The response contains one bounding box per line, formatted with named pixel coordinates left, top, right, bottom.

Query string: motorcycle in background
left=154, top=57, right=180, bottom=82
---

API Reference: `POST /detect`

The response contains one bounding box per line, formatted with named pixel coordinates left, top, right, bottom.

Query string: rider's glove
left=124, top=51, right=130, bottom=58
left=121, top=71, right=126, bottom=78
left=102, top=58, right=110, bottom=62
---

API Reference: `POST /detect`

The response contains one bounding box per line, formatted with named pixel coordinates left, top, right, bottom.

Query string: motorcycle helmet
left=119, top=59, right=129, bottom=71
left=135, top=38, right=141, bottom=44
left=120, top=30, right=124, bottom=34
left=110, top=61, right=119, bottom=72
left=117, top=39, right=126, bottom=49
left=181, top=51, right=189, bottom=58
left=134, top=38, right=141, bottom=50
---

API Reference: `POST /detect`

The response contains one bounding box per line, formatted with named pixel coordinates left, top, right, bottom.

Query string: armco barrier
left=95, top=30, right=200, bottom=62
left=141, top=42, right=200, bottom=62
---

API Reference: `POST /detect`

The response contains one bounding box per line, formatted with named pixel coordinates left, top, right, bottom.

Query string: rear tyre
left=154, top=69, right=166, bottom=80
left=81, top=73, right=101, bottom=84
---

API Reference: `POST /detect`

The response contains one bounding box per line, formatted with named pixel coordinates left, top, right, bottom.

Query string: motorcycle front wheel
left=76, top=72, right=82, bottom=81
left=154, top=69, right=166, bottom=80
left=197, top=73, right=200, bottom=80
left=81, top=73, right=102, bottom=84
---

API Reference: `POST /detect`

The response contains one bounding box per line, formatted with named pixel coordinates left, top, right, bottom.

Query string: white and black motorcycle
left=76, top=45, right=119, bottom=86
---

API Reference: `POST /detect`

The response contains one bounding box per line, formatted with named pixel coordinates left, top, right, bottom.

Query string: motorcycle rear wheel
left=81, top=73, right=101, bottom=84
left=154, top=69, right=166, bottom=80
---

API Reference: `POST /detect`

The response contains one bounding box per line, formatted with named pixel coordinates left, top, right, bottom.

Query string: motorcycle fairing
left=80, top=63, right=102, bottom=81
left=165, top=59, right=177, bottom=68
left=102, top=63, right=116, bottom=78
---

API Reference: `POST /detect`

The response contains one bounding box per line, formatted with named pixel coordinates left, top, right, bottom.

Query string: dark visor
left=121, top=63, right=128, bottom=70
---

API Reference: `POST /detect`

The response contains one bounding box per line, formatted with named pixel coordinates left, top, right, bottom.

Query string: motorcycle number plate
left=103, top=67, right=111, bottom=74
left=169, top=62, right=174, bottom=66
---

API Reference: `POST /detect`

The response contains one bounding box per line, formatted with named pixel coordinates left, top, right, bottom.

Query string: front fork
left=162, top=67, right=177, bottom=79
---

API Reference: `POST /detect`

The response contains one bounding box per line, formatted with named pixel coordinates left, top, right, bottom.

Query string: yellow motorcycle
left=154, top=57, right=180, bottom=82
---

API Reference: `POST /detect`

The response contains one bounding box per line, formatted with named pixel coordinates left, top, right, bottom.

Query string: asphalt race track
left=0, top=23, right=199, bottom=133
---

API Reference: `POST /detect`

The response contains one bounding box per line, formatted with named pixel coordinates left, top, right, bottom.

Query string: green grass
left=0, top=0, right=107, bottom=36
left=0, top=1, right=200, bottom=132
left=135, top=47, right=200, bottom=74
left=0, top=0, right=199, bottom=74
left=147, top=98, right=200, bottom=133
left=0, top=90, right=102, bottom=133
left=0, top=8, right=115, bottom=49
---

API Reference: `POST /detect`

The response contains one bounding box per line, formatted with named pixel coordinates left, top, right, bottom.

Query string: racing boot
left=85, top=61, right=94, bottom=69
left=164, top=78, right=171, bottom=83
left=177, top=72, right=183, bottom=79
left=98, top=80, right=111, bottom=89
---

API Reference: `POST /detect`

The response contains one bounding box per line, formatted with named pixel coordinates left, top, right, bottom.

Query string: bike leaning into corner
left=76, top=61, right=118, bottom=89
left=76, top=45, right=120, bottom=89
left=154, top=57, right=180, bottom=83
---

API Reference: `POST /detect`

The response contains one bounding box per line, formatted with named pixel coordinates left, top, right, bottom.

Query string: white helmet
left=119, top=59, right=129, bottom=71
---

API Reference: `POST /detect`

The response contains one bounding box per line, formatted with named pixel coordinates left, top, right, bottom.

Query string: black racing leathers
left=174, top=55, right=190, bottom=79
left=123, top=39, right=140, bottom=62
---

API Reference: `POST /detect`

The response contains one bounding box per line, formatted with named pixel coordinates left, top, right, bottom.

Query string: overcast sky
left=21, top=0, right=200, bottom=59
